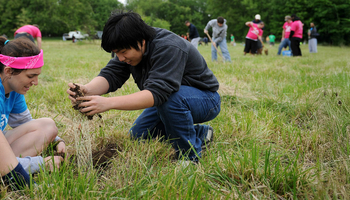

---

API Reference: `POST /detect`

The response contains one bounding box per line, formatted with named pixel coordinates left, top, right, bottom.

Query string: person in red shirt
left=243, top=21, right=264, bottom=55
left=14, top=25, right=42, bottom=49
left=289, top=14, right=303, bottom=56
left=277, top=15, right=293, bottom=55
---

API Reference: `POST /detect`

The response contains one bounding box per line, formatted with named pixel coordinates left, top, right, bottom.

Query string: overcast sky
left=118, top=0, right=126, bottom=5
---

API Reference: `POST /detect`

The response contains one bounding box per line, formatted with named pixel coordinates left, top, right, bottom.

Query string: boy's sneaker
left=201, top=126, right=214, bottom=150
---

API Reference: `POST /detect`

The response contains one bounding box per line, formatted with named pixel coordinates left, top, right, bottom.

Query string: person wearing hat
left=277, top=15, right=293, bottom=55
left=185, top=21, right=200, bottom=49
left=252, top=14, right=264, bottom=54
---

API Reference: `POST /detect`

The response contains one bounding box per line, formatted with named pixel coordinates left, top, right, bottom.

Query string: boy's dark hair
left=0, top=36, right=40, bottom=74
left=217, top=17, right=224, bottom=24
left=101, top=11, right=156, bottom=53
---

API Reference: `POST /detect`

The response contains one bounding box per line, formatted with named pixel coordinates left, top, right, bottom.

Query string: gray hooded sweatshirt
left=204, top=19, right=228, bottom=43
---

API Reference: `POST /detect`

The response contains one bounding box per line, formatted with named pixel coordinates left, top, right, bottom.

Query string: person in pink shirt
left=243, top=21, right=264, bottom=55
left=14, top=25, right=42, bottom=49
left=289, top=14, right=303, bottom=56
left=277, top=15, right=293, bottom=55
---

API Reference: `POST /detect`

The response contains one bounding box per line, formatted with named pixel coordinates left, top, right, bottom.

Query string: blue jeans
left=212, top=37, right=231, bottom=62
left=129, top=85, right=221, bottom=160
left=277, top=38, right=291, bottom=55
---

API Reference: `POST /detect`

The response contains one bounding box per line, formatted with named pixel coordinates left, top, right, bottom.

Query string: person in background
left=14, top=24, right=42, bottom=49
left=67, top=11, right=221, bottom=163
left=203, top=37, right=209, bottom=45
left=243, top=21, right=264, bottom=55
left=252, top=14, right=264, bottom=54
left=204, top=16, right=231, bottom=62
left=0, top=37, right=65, bottom=179
left=268, top=33, right=276, bottom=46
left=230, top=34, right=235, bottom=46
left=277, top=15, right=293, bottom=55
left=185, top=21, right=200, bottom=49
left=289, top=14, right=303, bottom=56
left=308, top=22, right=318, bottom=53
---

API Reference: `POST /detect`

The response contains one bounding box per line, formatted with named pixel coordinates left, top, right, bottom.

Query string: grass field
left=2, top=39, right=350, bottom=199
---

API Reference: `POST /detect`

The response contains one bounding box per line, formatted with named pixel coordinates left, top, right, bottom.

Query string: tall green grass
left=1, top=40, right=350, bottom=199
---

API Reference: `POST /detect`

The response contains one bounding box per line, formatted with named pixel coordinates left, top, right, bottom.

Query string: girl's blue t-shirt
left=0, top=80, right=27, bottom=131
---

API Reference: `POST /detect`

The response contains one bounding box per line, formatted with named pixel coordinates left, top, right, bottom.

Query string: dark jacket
left=188, top=23, right=200, bottom=39
left=310, top=27, right=319, bottom=39
left=98, top=28, right=219, bottom=106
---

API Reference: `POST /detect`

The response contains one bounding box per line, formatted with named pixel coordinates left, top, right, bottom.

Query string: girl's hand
left=44, top=156, right=64, bottom=171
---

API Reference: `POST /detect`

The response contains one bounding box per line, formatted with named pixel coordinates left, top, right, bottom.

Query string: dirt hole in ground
left=60, top=143, right=121, bottom=170
left=92, top=143, right=121, bottom=169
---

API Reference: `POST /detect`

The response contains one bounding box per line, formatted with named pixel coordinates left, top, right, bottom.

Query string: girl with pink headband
left=0, top=37, right=65, bottom=190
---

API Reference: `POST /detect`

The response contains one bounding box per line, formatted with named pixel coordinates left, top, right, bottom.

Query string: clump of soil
left=264, top=48, right=268, bottom=55
left=70, top=83, right=102, bottom=120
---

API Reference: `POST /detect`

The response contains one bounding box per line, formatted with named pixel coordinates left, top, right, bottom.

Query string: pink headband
left=0, top=49, right=44, bottom=69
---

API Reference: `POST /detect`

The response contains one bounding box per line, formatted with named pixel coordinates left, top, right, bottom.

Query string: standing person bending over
left=204, top=17, right=231, bottom=62
left=243, top=22, right=264, bottom=55
left=185, top=21, right=200, bottom=49
left=67, top=11, right=221, bottom=162
left=14, top=24, right=42, bottom=49
left=0, top=37, right=64, bottom=176
left=252, top=14, right=264, bottom=54
left=277, top=15, right=293, bottom=55
left=289, top=14, right=303, bottom=56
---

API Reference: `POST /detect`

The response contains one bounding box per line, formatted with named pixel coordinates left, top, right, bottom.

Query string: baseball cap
left=285, top=15, right=291, bottom=21
left=255, top=14, right=261, bottom=20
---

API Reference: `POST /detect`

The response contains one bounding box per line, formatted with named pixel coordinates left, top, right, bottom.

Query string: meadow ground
left=1, top=39, right=350, bottom=199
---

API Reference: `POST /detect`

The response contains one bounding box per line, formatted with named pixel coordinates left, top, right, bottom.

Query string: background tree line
left=0, top=0, right=123, bottom=38
left=0, top=0, right=349, bottom=45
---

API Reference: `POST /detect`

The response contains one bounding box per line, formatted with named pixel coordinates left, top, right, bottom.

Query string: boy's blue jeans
left=211, top=37, right=231, bottom=62
left=277, top=38, right=291, bottom=55
left=129, top=85, right=221, bottom=160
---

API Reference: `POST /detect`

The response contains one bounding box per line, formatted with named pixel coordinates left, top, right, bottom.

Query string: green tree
left=1, top=0, right=349, bottom=44
left=143, top=15, right=171, bottom=30
left=89, top=0, right=124, bottom=31
left=15, top=8, right=32, bottom=29
left=310, top=0, right=350, bottom=45
left=0, top=0, right=27, bottom=37
left=126, top=0, right=208, bottom=36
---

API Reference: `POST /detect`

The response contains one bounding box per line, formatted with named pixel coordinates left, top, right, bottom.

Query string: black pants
left=14, top=33, right=35, bottom=43
left=291, top=37, right=302, bottom=56
left=244, top=38, right=258, bottom=54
